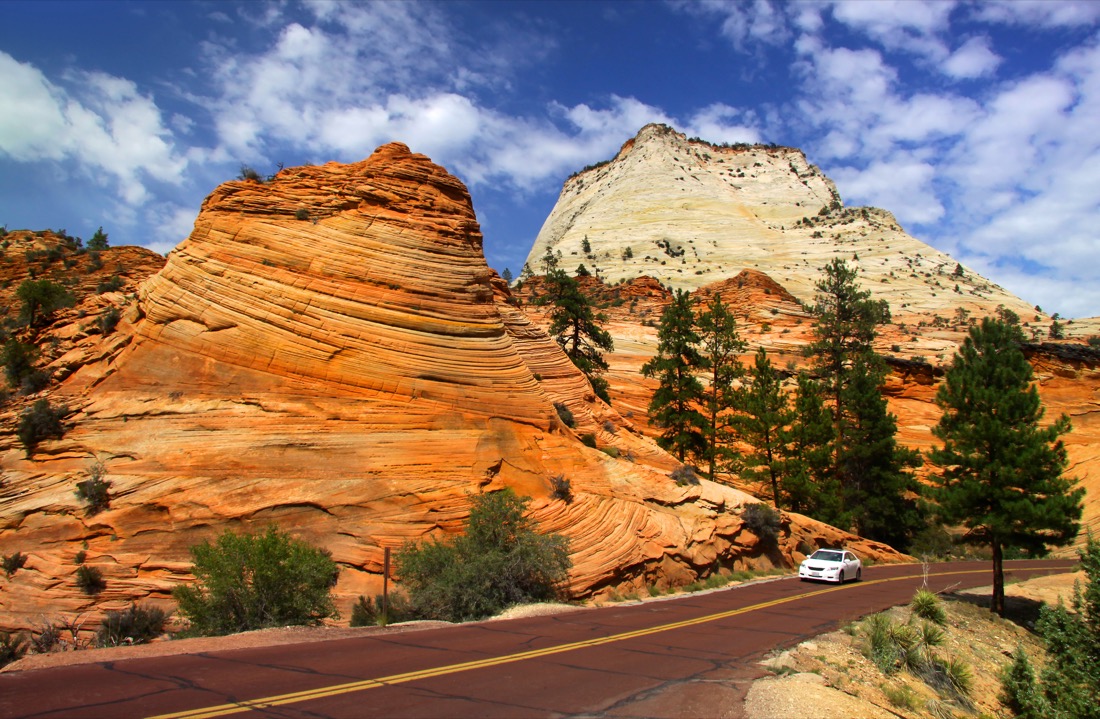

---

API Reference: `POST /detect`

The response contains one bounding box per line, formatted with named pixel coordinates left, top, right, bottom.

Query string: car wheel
left=856, top=567, right=862, bottom=581
left=838, top=570, right=845, bottom=584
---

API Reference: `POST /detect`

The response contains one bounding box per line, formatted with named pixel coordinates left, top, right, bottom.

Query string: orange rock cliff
left=0, top=144, right=899, bottom=634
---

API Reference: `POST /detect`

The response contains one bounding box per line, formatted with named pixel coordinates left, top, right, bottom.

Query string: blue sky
left=2, top=1, right=1099, bottom=317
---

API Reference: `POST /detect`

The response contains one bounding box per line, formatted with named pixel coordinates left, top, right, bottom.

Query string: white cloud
left=832, top=156, right=943, bottom=224
left=0, top=51, right=187, bottom=206
left=0, top=53, right=69, bottom=161
left=942, top=36, right=1001, bottom=78
left=973, top=1, right=1100, bottom=28
left=829, top=0, right=954, bottom=62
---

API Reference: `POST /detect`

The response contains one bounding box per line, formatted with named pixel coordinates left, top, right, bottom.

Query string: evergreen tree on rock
left=695, top=294, right=746, bottom=481
left=643, top=289, right=706, bottom=464
left=736, top=347, right=788, bottom=505
left=543, top=269, right=614, bottom=403
left=780, top=372, right=841, bottom=522
left=930, top=316, right=1083, bottom=616
left=809, top=258, right=922, bottom=549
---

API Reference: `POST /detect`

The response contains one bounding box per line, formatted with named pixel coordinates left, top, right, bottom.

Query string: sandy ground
left=743, top=572, right=1081, bottom=719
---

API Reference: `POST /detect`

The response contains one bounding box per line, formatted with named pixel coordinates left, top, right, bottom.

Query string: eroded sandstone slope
left=0, top=146, right=900, bottom=635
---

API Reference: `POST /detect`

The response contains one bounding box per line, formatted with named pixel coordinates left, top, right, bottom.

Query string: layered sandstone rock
left=0, top=147, right=900, bottom=636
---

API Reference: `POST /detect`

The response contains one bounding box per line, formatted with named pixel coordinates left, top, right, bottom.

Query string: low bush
left=2, top=551, right=27, bottom=577
left=0, top=632, right=28, bottom=669
left=96, top=275, right=123, bottom=294
left=30, top=622, right=62, bottom=654
left=670, top=465, right=699, bottom=486
left=294, top=208, right=310, bottom=221
left=173, top=525, right=339, bottom=636
left=95, top=603, right=170, bottom=647
left=553, top=402, right=575, bottom=428
left=741, top=503, right=781, bottom=546
left=75, top=462, right=111, bottom=515
left=349, top=592, right=415, bottom=627
left=579, top=433, right=596, bottom=448
left=396, top=489, right=571, bottom=622
left=98, top=307, right=121, bottom=335
left=75, top=565, right=106, bottom=594
left=17, top=398, right=66, bottom=455
left=911, top=588, right=946, bottom=625
left=549, top=474, right=572, bottom=503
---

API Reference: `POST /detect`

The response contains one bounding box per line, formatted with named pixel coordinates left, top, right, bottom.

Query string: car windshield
left=809, top=550, right=843, bottom=562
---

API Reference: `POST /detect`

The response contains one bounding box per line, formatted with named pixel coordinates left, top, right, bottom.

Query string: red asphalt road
left=0, top=560, right=1075, bottom=719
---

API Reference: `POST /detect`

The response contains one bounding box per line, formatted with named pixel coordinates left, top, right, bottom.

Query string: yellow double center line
left=150, top=569, right=986, bottom=719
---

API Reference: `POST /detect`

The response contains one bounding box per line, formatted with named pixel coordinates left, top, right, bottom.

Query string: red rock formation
left=0, top=148, right=902, bottom=636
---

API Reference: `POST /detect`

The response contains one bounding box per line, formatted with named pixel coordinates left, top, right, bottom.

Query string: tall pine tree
left=543, top=269, right=614, bottom=403
left=810, top=259, right=922, bottom=549
left=642, top=289, right=706, bottom=463
left=695, top=295, right=746, bottom=480
left=781, top=372, right=842, bottom=523
left=930, top=317, right=1083, bottom=616
left=736, top=347, right=789, bottom=505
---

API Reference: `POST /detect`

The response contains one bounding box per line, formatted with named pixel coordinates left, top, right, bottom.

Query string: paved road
left=1, top=560, right=1075, bottom=719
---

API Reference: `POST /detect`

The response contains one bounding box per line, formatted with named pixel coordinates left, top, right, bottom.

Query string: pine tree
left=840, top=354, right=923, bottom=549
left=780, top=372, right=841, bottom=522
left=544, top=269, right=614, bottom=403
left=736, top=347, right=788, bottom=504
left=695, top=295, right=746, bottom=481
left=642, top=289, right=706, bottom=463
left=809, top=259, right=922, bottom=548
left=87, top=226, right=109, bottom=251
left=930, top=317, right=1083, bottom=616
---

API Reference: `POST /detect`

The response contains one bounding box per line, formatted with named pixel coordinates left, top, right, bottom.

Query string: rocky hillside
left=0, top=147, right=903, bottom=636
left=524, top=123, right=1090, bottom=335
left=518, top=124, right=1100, bottom=549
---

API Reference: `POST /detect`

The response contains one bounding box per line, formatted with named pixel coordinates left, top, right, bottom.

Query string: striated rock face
left=0, top=147, right=902, bottom=635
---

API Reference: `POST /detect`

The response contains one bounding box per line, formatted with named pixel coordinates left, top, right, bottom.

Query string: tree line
left=531, top=252, right=1081, bottom=613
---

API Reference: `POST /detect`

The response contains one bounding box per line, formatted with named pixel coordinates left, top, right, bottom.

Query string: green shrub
left=75, top=462, right=111, bottom=515
left=999, top=535, right=1100, bottom=719
left=95, top=603, right=170, bottom=647
left=553, top=402, right=575, bottom=428
left=75, top=565, right=105, bottom=594
left=173, top=525, right=338, bottom=636
left=2, top=551, right=27, bottom=577
left=30, top=623, right=62, bottom=654
left=17, top=398, right=66, bottom=455
left=579, top=433, right=597, bottom=448
left=96, top=274, right=123, bottom=294
left=396, top=489, right=571, bottom=622
left=98, top=306, right=121, bottom=335
left=86, top=226, right=109, bottom=251
left=86, top=251, right=103, bottom=272
left=294, top=208, right=310, bottom=221
left=549, top=474, right=572, bottom=503
left=911, top=588, right=946, bottom=625
left=742, top=503, right=781, bottom=546
left=16, top=279, right=75, bottom=326
left=670, top=465, right=699, bottom=486
left=1, top=339, right=48, bottom=393
left=237, top=165, right=263, bottom=182
left=0, top=632, right=28, bottom=669
left=882, top=682, right=920, bottom=711
left=349, top=592, right=414, bottom=627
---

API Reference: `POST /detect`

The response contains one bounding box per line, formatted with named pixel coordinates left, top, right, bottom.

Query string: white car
left=798, top=549, right=862, bottom=583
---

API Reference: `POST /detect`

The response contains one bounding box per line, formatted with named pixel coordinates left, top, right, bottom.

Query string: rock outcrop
left=525, top=124, right=1045, bottom=329
left=0, top=147, right=901, bottom=636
